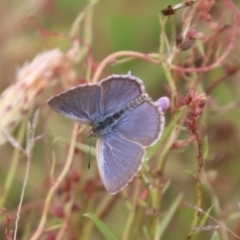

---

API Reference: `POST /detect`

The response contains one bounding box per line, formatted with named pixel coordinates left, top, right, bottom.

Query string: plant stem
left=0, top=117, right=28, bottom=209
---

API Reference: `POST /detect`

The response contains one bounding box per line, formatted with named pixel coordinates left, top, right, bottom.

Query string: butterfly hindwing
left=96, top=133, right=145, bottom=194
left=100, top=74, right=145, bottom=114
left=114, top=100, right=164, bottom=147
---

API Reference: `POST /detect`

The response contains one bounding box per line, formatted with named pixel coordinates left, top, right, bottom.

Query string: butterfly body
left=91, top=93, right=149, bottom=137
left=48, top=73, right=166, bottom=194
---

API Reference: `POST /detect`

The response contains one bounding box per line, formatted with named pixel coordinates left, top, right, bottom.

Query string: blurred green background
left=0, top=0, right=240, bottom=239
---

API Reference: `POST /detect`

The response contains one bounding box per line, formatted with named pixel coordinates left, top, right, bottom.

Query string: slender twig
left=30, top=123, right=79, bottom=240
left=187, top=203, right=240, bottom=239
left=14, top=111, right=39, bottom=239
left=56, top=195, right=74, bottom=240
left=206, top=65, right=240, bottom=94
left=187, top=131, right=203, bottom=239
left=92, top=51, right=159, bottom=82
left=168, top=23, right=239, bottom=73
left=226, top=0, right=240, bottom=21
left=14, top=122, right=34, bottom=240
left=122, top=180, right=141, bottom=240
left=0, top=201, right=43, bottom=228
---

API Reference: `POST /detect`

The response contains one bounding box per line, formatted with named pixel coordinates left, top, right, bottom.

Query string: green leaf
left=203, top=136, right=209, bottom=159
left=155, top=193, right=183, bottom=239
left=210, top=231, right=220, bottom=240
left=199, top=205, right=213, bottom=227
left=162, top=179, right=171, bottom=194
left=54, top=137, right=96, bottom=156
left=83, top=213, right=117, bottom=240
left=185, top=169, right=196, bottom=178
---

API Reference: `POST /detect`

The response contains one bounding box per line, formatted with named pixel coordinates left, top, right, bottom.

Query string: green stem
left=122, top=181, right=140, bottom=240
left=0, top=117, right=28, bottom=208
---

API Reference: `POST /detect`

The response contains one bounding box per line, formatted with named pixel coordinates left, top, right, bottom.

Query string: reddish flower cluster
left=182, top=90, right=207, bottom=132
left=198, top=0, right=215, bottom=21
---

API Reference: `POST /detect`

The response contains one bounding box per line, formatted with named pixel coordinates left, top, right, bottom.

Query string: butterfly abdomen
left=124, top=93, right=149, bottom=111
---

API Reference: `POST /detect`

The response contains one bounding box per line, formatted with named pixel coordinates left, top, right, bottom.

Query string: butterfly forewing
left=48, top=84, right=101, bottom=125
left=97, top=133, right=145, bottom=194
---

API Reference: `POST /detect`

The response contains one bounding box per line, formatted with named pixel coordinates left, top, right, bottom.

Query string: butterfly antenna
left=88, top=136, right=92, bottom=169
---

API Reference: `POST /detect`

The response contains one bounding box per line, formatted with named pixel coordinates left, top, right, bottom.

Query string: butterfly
left=48, top=72, right=168, bottom=194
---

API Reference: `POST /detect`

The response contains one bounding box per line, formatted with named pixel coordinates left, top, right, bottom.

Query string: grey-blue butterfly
left=48, top=72, right=169, bottom=194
